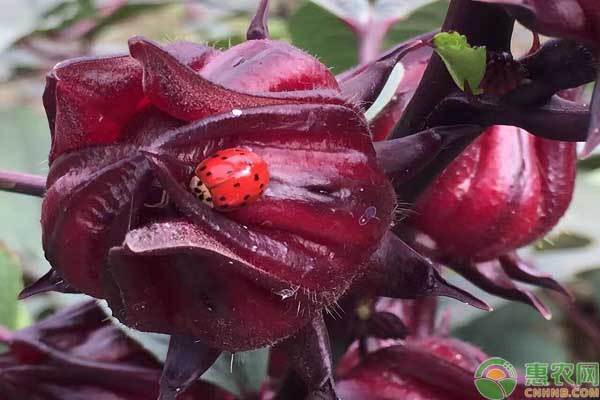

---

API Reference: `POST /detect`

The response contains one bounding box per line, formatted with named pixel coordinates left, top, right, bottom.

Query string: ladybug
left=189, top=147, right=270, bottom=211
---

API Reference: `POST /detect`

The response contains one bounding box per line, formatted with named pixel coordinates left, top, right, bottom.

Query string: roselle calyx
left=41, top=32, right=398, bottom=351
left=10, top=0, right=598, bottom=398
left=336, top=338, right=489, bottom=400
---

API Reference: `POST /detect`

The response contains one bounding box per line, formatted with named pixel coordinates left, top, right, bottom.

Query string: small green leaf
left=0, top=245, right=27, bottom=329
left=433, top=31, right=486, bottom=95
left=533, top=231, right=593, bottom=252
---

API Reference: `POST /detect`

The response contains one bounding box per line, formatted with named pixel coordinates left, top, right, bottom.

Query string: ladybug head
left=189, top=175, right=214, bottom=208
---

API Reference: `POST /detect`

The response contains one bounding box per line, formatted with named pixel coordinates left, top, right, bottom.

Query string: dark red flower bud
left=411, top=125, right=576, bottom=262
left=41, top=27, right=397, bottom=353
left=407, top=124, right=575, bottom=316
left=0, top=302, right=232, bottom=400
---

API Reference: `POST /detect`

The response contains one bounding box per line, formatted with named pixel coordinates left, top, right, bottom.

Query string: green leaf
left=289, top=2, right=358, bottom=72
left=374, top=0, right=445, bottom=26
left=572, top=268, right=600, bottom=310
left=384, top=0, right=448, bottom=46
left=290, top=0, right=448, bottom=72
left=83, top=2, right=169, bottom=41
left=309, top=0, right=370, bottom=25
left=453, top=300, right=569, bottom=366
left=433, top=31, right=486, bottom=94
left=533, top=231, right=593, bottom=252
left=13, top=0, right=168, bottom=46
left=201, top=349, right=269, bottom=397
left=30, top=0, right=97, bottom=38
left=578, top=154, right=600, bottom=171
left=0, top=245, right=28, bottom=329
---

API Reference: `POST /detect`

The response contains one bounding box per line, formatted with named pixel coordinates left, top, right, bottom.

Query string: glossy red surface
left=194, top=148, right=269, bottom=210
left=41, top=35, right=396, bottom=351
left=410, top=125, right=576, bottom=261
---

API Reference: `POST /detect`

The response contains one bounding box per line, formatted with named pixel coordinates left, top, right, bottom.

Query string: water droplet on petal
left=359, top=206, right=377, bottom=226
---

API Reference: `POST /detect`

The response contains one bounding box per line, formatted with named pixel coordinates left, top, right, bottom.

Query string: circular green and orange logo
left=474, top=357, right=518, bottom=400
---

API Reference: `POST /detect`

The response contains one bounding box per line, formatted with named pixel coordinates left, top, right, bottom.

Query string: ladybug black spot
left=206, top=172, right=212, bottom=177
left=221, top=156, right=228, bottom=160
left=244, top=194, right=251, bottom=200
left=199, top=165, right=207, bottom=171
left=220, top=196, right=226, bottom=201
left=254, top=174, right=260, bottom=181
left=234, top=183, right=241, bottom=188
left=259, top=184, right=264, bottom=189
left=227, top=170, right=233, bottom=175
left=212, top=154, right=220, bottom=158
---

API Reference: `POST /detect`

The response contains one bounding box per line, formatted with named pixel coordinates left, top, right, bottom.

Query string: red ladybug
left=189, top=147, right=270, bottom=211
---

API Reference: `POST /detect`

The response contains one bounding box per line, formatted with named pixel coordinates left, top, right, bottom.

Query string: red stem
left=0, top=170, right=46, bottom=197
left=402, top=298, right=438, bottom=338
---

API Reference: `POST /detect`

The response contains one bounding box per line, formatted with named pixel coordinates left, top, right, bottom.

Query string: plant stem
left=356, top=23, right=389, bottom=64
left=0, top=170, right=46, bottom=197
left=402, top=298, right=438, bottom=339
